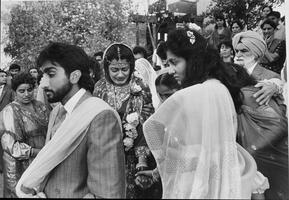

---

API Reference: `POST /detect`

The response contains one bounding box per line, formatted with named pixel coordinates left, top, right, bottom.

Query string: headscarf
left=102, top=42, right=135, bottom=85
left=232, top=31, right=267, bottom=59
left=135, top=58, right=159, bottom=109
left=143, top=79, right=260, bottom=199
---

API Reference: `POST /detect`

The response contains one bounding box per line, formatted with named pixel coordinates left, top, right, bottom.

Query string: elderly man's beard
left=234, top=55, right=256, bottom=67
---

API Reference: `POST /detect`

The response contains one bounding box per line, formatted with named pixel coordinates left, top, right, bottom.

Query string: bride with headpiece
left=93, top=43, right=162, bottom=199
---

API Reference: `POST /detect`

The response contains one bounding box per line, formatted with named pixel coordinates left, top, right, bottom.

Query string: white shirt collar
left=246, top=62, right=258, bottom=75
left=63, top=88, right=86, bottom=115
left=0, top=85, right=4, bottom=96
left=0, top=85, right=4, bottom=89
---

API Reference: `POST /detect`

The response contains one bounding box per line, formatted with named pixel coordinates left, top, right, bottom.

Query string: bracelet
left=152, top=168, right=160, bottom=182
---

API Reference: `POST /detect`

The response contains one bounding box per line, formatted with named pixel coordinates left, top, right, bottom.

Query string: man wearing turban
left=233, top=31, right=288, bottom=200
left=232, top=30, right=282, bottom=105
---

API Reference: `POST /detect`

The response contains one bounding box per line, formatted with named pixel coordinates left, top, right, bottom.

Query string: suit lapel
left=46, top=91, right=92, bottom=143
left=251, top=64, right=264, bottom=81
left=73, top=91, right=92, bottom=111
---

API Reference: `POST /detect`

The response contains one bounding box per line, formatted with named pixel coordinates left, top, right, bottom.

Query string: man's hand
left=253, top=81, right=277, bottom=105
left=251, top=193, right=265, bottom=200
left=20, top=185, right=46, bottom=198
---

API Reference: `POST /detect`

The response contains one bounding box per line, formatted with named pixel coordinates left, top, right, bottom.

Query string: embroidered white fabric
left=143, top=79, right=266, bottom=199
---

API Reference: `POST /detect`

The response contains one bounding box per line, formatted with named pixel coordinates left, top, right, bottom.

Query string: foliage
left=148, top=0, right=166, bottom=14
left=206, top=0, right=284, bottom=30
left=3, top=0, right=136, bottom=70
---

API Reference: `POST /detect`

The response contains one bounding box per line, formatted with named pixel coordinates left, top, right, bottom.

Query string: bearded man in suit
left=15, top=43, right=126, bottom=198
left=233, top=30, right=288, bottom=200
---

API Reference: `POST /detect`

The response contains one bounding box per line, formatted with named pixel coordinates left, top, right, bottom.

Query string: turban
left=232, top=31, right=267, bottom=59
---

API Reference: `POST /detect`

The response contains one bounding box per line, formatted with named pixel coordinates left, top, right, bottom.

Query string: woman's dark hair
left=214, top=14, right=227, bottom=28
left=217, top=40, right=234, bottom=52
left=36, top=42, right=94, bottom=93
left=28, top=67, right=43, bottom=85
left=156, top=41, right=167, bottom=60
left=261, top=19, right=277, bottom=29
left=262, top=5, right=273, bottom=13
left=93, top=51, right=104, bottom=58
left=12, top=72, right=35, bottom=91
left=0, top=70, right=7, bottom=75
left=9, top=63, right=21, bottom=71
left=28, top=66, right=38, bottom=72
left=132, top=46, right=148, bottom=59
left=221, top=63, right=257, bottom=113
left=267, top=11, right=281, bottom=19
left=88, top=56, right=102, bottom=84
left=230, top=20, right=244, bottom=31
left=165, top=28, right=257, bottom=112
left=155, top=73, right=181, bottom=90
left=103, top=43, right=135, bottom=84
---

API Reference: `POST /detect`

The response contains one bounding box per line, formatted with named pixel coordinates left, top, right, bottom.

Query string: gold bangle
left=152, top=168, right=160, bottom=182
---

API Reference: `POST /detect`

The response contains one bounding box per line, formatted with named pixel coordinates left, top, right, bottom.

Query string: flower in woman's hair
left=126, top=112, right=139, bottom=127
left=123, top=137, right=134, bottom=150
left=187, top=30, right=196, bottom=45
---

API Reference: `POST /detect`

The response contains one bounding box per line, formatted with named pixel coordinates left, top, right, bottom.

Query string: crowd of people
left=0, top=4, right=287, bottom=199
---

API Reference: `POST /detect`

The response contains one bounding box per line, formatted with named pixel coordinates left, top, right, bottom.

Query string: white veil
left=135, top=58, right=160, bottom=110
left=143, top=79, right=258, bottom=199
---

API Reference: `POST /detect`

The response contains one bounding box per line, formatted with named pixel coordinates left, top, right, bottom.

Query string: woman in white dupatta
left=135, top=58, right=160, bottom=110
left=143, top=28, right=269, bottom=199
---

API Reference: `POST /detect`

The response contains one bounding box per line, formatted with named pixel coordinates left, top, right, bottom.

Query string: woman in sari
left=143, top=28, right=269, bottom=199
left=135, top=58, right=160, bottom=110
left=93, top=43, right=161, bottom=199
left=230, top=20, right=244, bottom=38
left=0, top=72, right=49, bottom=198
left=259, top=19, right=286, bottom=74
left=208, top=14, right=231, bottom=50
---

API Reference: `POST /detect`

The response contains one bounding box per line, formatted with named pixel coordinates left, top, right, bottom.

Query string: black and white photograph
left=0, top=0, right=287, bottom=199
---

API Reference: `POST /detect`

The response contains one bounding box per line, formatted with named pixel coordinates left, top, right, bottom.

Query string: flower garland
left=123, top=112, right=139, bottom=151
left=122, top=71, right=144, bottom=151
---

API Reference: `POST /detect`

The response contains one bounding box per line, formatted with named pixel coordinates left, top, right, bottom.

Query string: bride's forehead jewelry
left=108, top=59, right=129, bottom=67
left=117, top=47, right=121, bottom=60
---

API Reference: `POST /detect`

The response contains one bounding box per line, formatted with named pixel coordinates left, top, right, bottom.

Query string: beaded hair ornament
left=103, top=42, right=133, bottom=66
